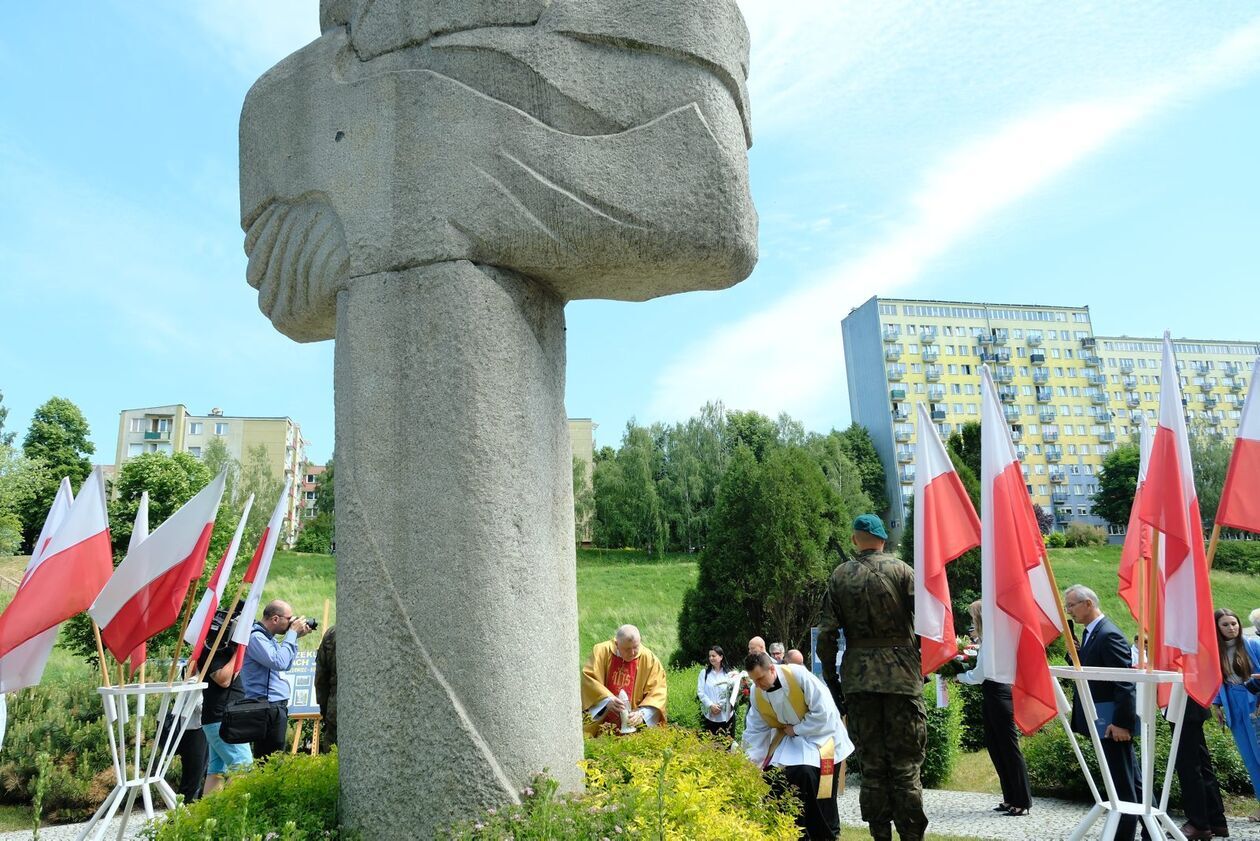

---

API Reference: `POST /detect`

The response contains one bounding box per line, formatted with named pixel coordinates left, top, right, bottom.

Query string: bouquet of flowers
left=935, top=637, right=979, bottom=678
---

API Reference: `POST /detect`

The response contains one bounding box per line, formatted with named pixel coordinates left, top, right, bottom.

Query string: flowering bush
left=447, top=726, right=800, bottom=840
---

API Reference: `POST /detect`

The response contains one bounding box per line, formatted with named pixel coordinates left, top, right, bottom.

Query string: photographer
left=195, top=608, right=253, bottom=793
left=240, top=599, right=314, bottom=757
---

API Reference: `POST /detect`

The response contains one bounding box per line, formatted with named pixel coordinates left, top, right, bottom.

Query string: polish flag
left=0, top=469, right=113, bottom=659
left=1118, top=415, right=1156, bottom=624
left=185, top=495, right=255, bottom=655
left=231, top=481, right=291, bottom=647
left=124, top=493, right=150, bottom=675
left=978, top=366, right=1063, bottom=734
left=913, top=403, right=981, bottom=676
left=0, top=478, right=74, bottom=691
left=1214, top=358, right=1260, bottom=535
left=90, top=472, right=227, bottom=662
left=1137, top=334, right=1221, bottom=708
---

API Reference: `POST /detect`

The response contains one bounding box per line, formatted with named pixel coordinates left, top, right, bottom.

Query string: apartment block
left=301, top=463, right=327, bottom=522
left=114, top=405, right=306, bottom=544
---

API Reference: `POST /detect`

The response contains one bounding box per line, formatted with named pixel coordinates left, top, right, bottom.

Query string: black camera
left=203, top=604, right=243, bottom=654
left=291, top=616, right=318, bottom=632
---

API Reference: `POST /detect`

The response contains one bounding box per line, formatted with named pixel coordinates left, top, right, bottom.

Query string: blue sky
left=2, top=2, right=1258, bottom=464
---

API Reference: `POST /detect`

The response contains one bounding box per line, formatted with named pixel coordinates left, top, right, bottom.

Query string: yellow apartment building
left=114, top=405, right=306, bottom=544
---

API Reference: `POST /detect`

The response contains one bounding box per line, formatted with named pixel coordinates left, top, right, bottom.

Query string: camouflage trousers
left=845, top=692, right=928, bottom=841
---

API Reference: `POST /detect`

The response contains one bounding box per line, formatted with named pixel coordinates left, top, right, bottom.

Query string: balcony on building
left=1097, top=411, right=1113, bottom=422
left=993, top=329, right=1009, bottom=345
left=890, top=388, right=907, bottom=401
left=1126, top=393, right=1141, bottom=408
left=925, top=365, right=942, bottom=381
left=1033, top=369, right=1050, bottom=384
left=1003, top=405, right=1020, bottom=422
left=882, top=327, right=899, bottom=343
left=977, top=333, right=993, bottom=346
left=142, top=430, right=170, bottom=441
left=895, top=428, right=912, bottom=443
left=1080, top=336, right=1096, bottom=349
left=896, top=448, right=913, bottom=463
left=1192, top=361, right=1211, bottom=376
left=1208, top=413, right=1222, bottom=426
left=927, top=386, right=945, bottom=401
left=1052, top=491, right=1070, bottom=505
left=892, top=406, right=910, bottom=421
left=1090, top=390, right=1108, bottom=405
left=1030, top=352, right=1046, bottom=366
left=1040, top=409, right=1056, bottom=424
left=1198, top=380, right=1214, bottom=393
left=922, top=346, right=940, bottom=362
left=1204, top=395, right=1218, bottom=408
left=1227, top=377, right=1243, bottom=392
left=1036, top=388, right=1053, bottom=403
left=920, top=327, right=937, bottom=344
left=1121, top=376, right=1137, bottom=389
left=998, top=389, right=1017, bottom=404
left=1083, top=354, right=1102, bottom=368
left=1055, top=505, right=1073, bottom=521
left=1099, top=430, right=1116, bottom=443
left=1049, top=469, right=1066, bottom=483
left=994, top=366, right=1014, bottom=384
left=1016, top=444, right=1028, bottom=459
left=994, top=348, right=1012, bottom=362
left=1026, top=332, right=1043, bottom=347
left=1120, top=361, right=1134, bottom=374
left=931, top=408, right=947, bottom=422
left=887, top=367, right=904, bottom=381
left=1087, top=373, right=1107, bottom=387
left=899, top=469, right=915, bottom=484
left=885, top=346, right=902, bottom=361
left=1046, top=448, right=1062, bottom=463
left=1011, top=426, right=1023, bottom=443
left=1224, top=362, right=1241, bottom=376
left=1042, top=426, right=1059, bottom=442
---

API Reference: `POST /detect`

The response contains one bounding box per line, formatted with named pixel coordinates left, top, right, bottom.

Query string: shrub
left=0, top=679, right=118, bottom=821
left=956, top=682, right=985, bottom=753
left=1046, top=531, right=1067, bottom=548
left=1211, top=539, right=1260, bottom=575
left=449, top=727, right=800, bottom=839
left=146, top=750, right=340, bottom=840
left=1063, top=524, right=1106, bottom=548
left=921, top=683, right=960, bottom=788
left=665, top=666, right=702, bottom=731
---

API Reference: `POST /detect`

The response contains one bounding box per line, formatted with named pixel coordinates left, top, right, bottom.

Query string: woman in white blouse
left=958, top=600, right=1033, bottom=816
left=696, top=645, right=738, bottom=737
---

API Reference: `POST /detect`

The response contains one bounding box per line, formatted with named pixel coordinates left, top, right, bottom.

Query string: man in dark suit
left=1063, top=584, right=1139, bottom=841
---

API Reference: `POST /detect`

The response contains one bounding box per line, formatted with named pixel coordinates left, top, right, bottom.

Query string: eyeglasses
left=1064, top=601, right=1082, bottom=610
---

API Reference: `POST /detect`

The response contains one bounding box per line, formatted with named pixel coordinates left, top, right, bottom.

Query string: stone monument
left=238, top=1, right=757, bottom=836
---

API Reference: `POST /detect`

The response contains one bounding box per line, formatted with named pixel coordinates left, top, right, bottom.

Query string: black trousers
left=1100, top=738, right=1139, bottom=841
left=701, top=715, right=735, bottom=739
left=167, top=725, right=208, bottom=802
left=252, top=702, right=289, bottom=758
left=981, top=682, right=1032, bottom=809
left=771, top=764, right=840, bottom=841
left=1172, top=716, right=1226, bottom=831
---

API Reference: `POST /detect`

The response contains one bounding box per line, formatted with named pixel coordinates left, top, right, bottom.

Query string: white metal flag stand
left=1050, top=666, right=1188, bottom=841
left=75, top=679, right=206, bottom=841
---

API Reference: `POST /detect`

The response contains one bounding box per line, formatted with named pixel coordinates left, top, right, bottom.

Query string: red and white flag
left=185, top=495, right=255, bottom=655
left=1137, top=334, right=1220, bottom=707
left=0, top=478, right=74, bottom=692
left=231, top=481, right=291, bottom=647
left=0, top=469, right=113, bottom=660
left=1118, top=415, right=1155, bottom=624
left=1214, top=357, right=1260, bottom=535
left=124, top=493, right=150, bottom=675
left=913, top=403, right=981, bottom=676
left=90, top=472, right=227, bottom=662
left=978, top=366, right=1063, bottom=734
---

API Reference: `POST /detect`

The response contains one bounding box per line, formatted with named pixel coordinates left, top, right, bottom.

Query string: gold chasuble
left=581, top=640, right=668, bottom=736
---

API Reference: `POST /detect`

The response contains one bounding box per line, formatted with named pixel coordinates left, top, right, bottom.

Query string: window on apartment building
left=1055, top=386, right=1067, bottom=397
left=188, top=422, right=203, bottom=435
left=1034, top=464, right=1045, bottom=475
left=961, top=365, right=972, bottom=375
left=306, top=491, right=316, bottom=500
left=951, top=383, right=962, bottom=394
left=1016, top=347, right=1026, bottom=358
left=909, top=343, right=919, bottom=354
left=128, top=443, right=143, bottom=457
left=953, top=403, right=964, bottom=413
left=1021, top=385, right=1032, bottom=396
left=1038, top=484, right=1048, bottom=496
left=214, top=422, right=229, bottom=435
left=128, top=418, right=143, bottom=433
left=1067, top=444, right=1077, bottom=454
left=911, top=363, right=922, bottom=373
left=914, top=383, right=925, bottom=393
left=188, top=446, right=202, bottom=458
left=156, top=418, right=170, bottom=433
left=306, top=473, right=317, bottom=483
left=943, top=326, right=953, bottom=336
left=968, top=404, right=978, bottom=414
left=964, top=384, right=975, bottom=394
left=945, top=345, right=956, bottom=355
left=1051, top=349, right=1061, bottom=358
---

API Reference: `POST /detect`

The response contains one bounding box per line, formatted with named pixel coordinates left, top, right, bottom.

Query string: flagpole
left=165, top=588, right=201, bottom=685
left=92, top=621, right=113, bottom=688
left=1040, top=548, right=1082, bottom=670
left=1136, top=550, right=1148, bottom=670
left=1205, top=523, right=1221, bottom=570
left=1146, top=530, right=1161, bottom=674
left=196, top=582, right=249, bottom=684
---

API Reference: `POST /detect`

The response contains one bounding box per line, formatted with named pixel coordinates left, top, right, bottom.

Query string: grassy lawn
left=576, top=548, right=697, bottom=661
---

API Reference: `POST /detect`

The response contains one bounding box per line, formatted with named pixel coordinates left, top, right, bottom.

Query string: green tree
left=572, top=456, right=595, bottom=545
left=674, top=445, right=844, bottom=665
left=806, top=432, right=875, bottom=527
left=724, top=410, right=779, bottom=462
left=202, top=436, right=240, bottom=503
left=593, top=423, right=665, bottom=554
left=236, top=444, right=286, bottom=551
left=314, top=459, right=334, bottom=517
left=294, top=512, right=334, bottom=553
left=1188, top=431, right=1232, bottom=529
left=0, top=445, right=49, bottom=555
left=0, top=390, right=15, bottom=447
left=1092, top=444, right=1141, bottom=528
left=946, top=421, right=982, bottom=481
left=834, top=423, right=890, bottom=515
left=19, top=397, right=94, bottom=549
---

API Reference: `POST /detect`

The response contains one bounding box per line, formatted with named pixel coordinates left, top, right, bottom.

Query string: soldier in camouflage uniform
left=817, top=514, right=928, bottom=841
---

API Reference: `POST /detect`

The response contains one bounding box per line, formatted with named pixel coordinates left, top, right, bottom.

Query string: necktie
left=1080, top=626, right=1090, bottom=651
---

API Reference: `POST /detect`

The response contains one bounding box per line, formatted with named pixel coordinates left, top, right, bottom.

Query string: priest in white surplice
left=742, top=651, right=854, bottom=841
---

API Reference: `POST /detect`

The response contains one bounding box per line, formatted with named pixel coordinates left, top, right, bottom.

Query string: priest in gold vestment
left=581, top=624, right=668, bottom=736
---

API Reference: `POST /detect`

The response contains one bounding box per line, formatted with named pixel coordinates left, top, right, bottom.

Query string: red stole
left=604, top=654, right=638, bottom=700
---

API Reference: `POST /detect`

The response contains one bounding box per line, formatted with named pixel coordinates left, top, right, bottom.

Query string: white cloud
left=648, top=14, right=1260, bottom=427
left=185, top=0, right=320, bottom=78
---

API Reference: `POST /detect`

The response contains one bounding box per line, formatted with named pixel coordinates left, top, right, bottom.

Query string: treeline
left=590, top=402, right=887, bottom=556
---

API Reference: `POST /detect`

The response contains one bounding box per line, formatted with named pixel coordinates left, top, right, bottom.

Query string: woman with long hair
left=696, top=645, right=737, bottom=738
left=1213, top=607, right=1260, bottom=822
left=957, top=600, right=1032, bottom=817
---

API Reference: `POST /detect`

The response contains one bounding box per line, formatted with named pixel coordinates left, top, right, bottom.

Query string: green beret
left=852, top=514, right=888, bottom=540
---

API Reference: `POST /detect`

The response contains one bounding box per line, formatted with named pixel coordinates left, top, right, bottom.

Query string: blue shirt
left=241, top=621, right=299, bottom=702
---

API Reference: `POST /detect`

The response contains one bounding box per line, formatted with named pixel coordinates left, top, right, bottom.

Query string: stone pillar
left=334, top=262, right=581, bottom=838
